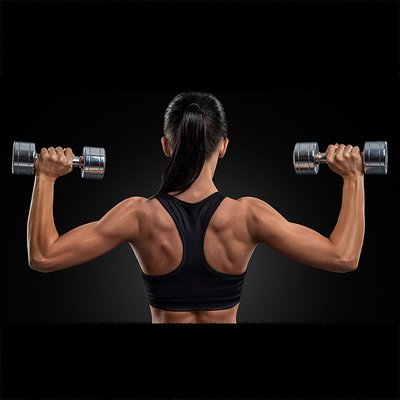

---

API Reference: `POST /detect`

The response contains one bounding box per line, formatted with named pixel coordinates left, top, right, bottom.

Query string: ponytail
left=154, top=103, right=206, bottom=196
left=152, top=92, right=227, bottom=198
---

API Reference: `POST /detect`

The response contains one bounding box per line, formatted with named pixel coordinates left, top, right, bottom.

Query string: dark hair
left=152, top=92, right=227, bottom=197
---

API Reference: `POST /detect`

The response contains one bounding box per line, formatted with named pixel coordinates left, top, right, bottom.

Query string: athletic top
left=142, top=191, right=246, bottom=312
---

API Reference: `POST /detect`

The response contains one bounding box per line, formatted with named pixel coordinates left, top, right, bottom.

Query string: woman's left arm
left=27, top=146, right=142, bottom=272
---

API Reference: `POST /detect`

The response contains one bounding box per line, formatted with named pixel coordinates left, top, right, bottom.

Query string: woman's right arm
left=243, top=143, right=365, bottom=273
left=27, top=146, right=143, bottom=272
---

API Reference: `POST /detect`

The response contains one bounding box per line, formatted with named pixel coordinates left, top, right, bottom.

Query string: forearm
left=329, top=176, right=365, bottom=266
left=27, top=175, right=59, bottom=266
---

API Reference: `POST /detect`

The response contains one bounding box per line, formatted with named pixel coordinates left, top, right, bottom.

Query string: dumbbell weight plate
left=12, top=141, right=36, bottom=175
left=364, top=141, right=388, bottom=175
left=293, top=142, right=320, bottom=175
left=81, top=146, right=106, bottom=180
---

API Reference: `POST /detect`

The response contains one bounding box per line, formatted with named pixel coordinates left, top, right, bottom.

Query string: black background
left=0, top=1, right=399, bottom=399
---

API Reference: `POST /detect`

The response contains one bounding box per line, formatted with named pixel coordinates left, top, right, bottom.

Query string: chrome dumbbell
left=12, top=141, right=106, bottom=180
left=293, top=141, right=388, bottom=175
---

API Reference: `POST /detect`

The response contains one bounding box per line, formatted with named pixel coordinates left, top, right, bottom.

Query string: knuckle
left=326, top=155, right=334, bottom=163
left=326, top=144, right=336, bottom=156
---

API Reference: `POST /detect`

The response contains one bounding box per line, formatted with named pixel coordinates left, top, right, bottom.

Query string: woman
left=28, top=92, right=365, bottom=323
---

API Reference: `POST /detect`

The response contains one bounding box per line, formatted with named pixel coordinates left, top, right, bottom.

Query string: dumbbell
left=293, top=141, right=388, bottom=175
left=12, top=141, right=106, bottom=180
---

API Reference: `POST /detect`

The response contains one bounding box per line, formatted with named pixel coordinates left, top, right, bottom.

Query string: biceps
left=46, top=222, right=121, bottom=270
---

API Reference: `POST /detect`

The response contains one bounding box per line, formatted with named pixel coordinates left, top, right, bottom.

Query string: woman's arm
left=243, top=143, right=365, bottom=273
left=27, top=146, right=142, bottom=272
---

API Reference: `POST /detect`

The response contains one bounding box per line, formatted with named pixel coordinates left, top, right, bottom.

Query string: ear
left=161, top=135, right=171, bottom=157
left=218, top=137, right=229, bottom=159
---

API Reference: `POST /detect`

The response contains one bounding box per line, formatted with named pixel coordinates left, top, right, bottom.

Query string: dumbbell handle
left=32, top=153, right=83, bottom=168
left=30, top=153, right=83, bottom=168
left=314, top=150, right=367, bottom=164
left=314, top=152, right=327, bottom=164
left=72, top=156, right=82, bottom=167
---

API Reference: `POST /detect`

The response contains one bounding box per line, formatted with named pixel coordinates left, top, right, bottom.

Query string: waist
left=149, top=304, right=240, bottom=323
left=146, top=293, right=242, bottom=312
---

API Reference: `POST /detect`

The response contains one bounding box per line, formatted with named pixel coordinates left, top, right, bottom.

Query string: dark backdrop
left=1, top=1, right=398, bottom=325
left=2, top=90, right=399, bottom=324
left=1, top=2, right=399, bottom=399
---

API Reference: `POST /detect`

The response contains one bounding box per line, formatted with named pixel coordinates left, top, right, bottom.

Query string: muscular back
left=128, top=195, right=256, bottom=323
left=131, top=196, right=256, bottom=278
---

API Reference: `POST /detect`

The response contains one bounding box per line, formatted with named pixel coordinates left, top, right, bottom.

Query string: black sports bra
left=142, top=192, right=246, bottom=312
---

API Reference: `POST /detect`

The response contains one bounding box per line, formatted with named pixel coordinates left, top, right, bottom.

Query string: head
left=153, top=92, right=229, bottom=197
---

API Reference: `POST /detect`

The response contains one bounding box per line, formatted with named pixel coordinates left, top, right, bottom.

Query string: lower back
left=150, top=304, right=239, bottom=323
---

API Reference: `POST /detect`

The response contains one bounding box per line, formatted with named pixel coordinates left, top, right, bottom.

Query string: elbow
left=325, top=241, right=361, bottom=273
left=28, top=256, right=55, bottom=273
left=336, top=256, right=360, bottom=273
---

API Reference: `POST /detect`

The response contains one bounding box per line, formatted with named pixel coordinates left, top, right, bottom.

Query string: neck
left=170, top=157, right=219, bottom=201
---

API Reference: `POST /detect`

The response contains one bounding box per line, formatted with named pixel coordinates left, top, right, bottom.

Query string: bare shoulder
left=98, top=196, right=158, bottom=240
left=118, top=196, right=171, bottom=223
left=235, top=196, right=286, bottom=234
left=209, top=196, right=274, bottom=232
left=129, top=195, right=171, bottom=224
left=113, top=196, right=151, bottom=214
left=236, top=196, right=277, bottom=218
left=237, top=196, right=267, bottom=207
left=100, top=196, right=152, bottom=225
left=125, top=196, right=153, bottom=208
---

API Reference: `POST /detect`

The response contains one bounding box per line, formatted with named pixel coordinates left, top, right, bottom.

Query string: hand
left=35, top=147, right=74, bottom=179
left=326, top=143, right=364, bottom=178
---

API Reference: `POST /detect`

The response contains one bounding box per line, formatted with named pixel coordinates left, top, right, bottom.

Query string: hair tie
left=187, top=103, right=201, bottom=111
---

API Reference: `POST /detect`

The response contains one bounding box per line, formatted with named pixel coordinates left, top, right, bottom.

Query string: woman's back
left=130, top=192, right=256, bottom=323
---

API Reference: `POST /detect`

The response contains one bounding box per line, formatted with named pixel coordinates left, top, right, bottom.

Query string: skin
left=28, top=138, right=365, bottom=324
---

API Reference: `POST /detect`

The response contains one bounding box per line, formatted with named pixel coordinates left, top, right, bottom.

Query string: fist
left=326, top=144, right=364, bottom=178
left=35, top=147, right=74, bottom=179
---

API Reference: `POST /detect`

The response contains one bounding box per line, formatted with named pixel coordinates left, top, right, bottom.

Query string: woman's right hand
left=35, top=147, right=74, bottom=179
left=326, top=143, right=364, bottom=178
